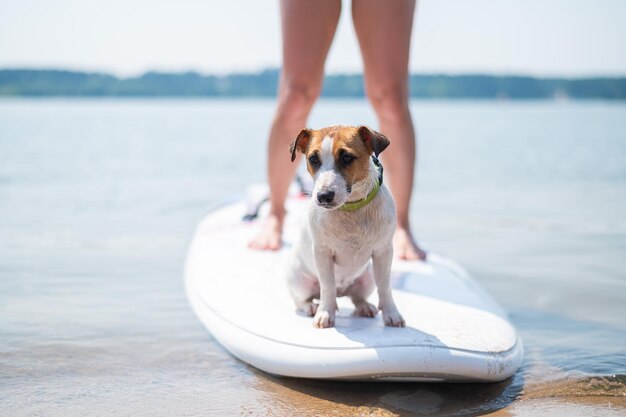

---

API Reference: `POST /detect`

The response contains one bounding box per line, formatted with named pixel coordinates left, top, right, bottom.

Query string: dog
left=286, top=125, right=405, bottom=329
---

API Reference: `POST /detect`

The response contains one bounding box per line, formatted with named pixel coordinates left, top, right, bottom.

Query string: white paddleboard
left=185, top=190, right=523, bottom=382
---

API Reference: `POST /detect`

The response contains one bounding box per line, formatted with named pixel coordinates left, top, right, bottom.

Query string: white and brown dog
left=286, top=125, right=405, bottom=329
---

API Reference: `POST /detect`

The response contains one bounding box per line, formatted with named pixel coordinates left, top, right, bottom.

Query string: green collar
left=339, top=156, right=384, bottom=212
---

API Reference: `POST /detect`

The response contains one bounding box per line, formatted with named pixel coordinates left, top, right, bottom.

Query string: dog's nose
left=317, top=190, right=335, bottom=205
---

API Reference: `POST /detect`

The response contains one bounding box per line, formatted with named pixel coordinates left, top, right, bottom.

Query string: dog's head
left=289, top=125, right=390, bottom=209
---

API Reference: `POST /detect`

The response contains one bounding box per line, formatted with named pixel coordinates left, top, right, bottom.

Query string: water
left=0, top=98, right=625, bottom=416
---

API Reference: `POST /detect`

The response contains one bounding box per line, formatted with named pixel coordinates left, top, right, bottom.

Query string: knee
left=367, top=84, right=410, bottom=124
left=275, top=79, right=321, bottom=124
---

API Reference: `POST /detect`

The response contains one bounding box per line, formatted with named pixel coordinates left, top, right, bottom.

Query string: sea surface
left=0, top=98, right=625, bottom=416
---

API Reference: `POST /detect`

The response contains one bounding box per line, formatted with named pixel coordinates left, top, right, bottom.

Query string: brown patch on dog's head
left=331, top=126, right=373, bottom=186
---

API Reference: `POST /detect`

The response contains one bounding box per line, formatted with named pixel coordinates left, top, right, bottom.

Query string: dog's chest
left=311, top=202, right=392, bottom=264
left=325, top=215, right=379, bottom=252
left=324, top=214, right=383, bottom=288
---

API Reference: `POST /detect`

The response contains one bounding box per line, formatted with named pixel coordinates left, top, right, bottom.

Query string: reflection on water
left=0, top=99, right=625, bottom=415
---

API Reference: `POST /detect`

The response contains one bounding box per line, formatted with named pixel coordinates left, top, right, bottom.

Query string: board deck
left=185, top=194, right=523, bottom=381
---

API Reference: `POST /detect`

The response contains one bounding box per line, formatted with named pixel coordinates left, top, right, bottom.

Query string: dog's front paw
left=312, top=309, right=335, bottom=328
left=380, top=305, right=406, bottom=327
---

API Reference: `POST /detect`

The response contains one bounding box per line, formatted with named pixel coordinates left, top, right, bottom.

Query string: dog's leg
left=372, top=248, right=406, bottom=327
left=347, top=267, right=377, bottom=318
left=312, top=245, right=337, bottom=328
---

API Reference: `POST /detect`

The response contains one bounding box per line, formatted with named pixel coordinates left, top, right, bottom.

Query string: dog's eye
left=341, top=154, right=355, bottom=165
left=308, top=154, right=320, bottom=167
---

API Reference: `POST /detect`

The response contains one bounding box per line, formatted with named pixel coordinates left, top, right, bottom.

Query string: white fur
left=287, top=142, right=405, bottom=328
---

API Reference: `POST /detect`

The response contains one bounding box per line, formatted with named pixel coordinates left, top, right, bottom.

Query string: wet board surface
left=185, top=194, right=523, bottom=381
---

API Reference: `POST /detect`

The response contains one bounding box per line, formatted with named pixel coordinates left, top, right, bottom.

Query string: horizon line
left=1, top=67, right=625, bottom=80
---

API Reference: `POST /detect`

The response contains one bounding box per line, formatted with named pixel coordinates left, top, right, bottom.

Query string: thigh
left=351, top=0, right=416, bottom=92
left=280, top=0, right=342, bottom=91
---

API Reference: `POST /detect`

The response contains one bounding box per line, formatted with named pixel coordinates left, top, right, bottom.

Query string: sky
left=1, top=0, right=625, bottom=77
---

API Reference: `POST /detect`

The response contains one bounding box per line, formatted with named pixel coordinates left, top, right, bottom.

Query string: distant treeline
left=1, top=69, right=625, bottom=99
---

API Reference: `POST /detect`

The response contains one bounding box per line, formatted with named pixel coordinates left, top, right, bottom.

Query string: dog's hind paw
left=354, top=301, right=378, bottom=318
left=312, top=309, right=335, bottom=328
left=297, top=301, right=318, bottom=317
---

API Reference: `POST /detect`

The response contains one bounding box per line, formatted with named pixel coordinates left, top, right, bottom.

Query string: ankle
left=396, top=221, right=411, bottom=232
left=268, top=207, right=286, bottom=223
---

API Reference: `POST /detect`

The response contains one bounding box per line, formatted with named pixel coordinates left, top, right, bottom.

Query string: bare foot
left=248, top=213, right=283, bottom=251
left=393, top=227, right=427, bottom=261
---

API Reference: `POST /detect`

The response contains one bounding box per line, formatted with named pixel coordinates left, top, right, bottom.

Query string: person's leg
left=352, top=0, right=425, bottom=260
left=249, top=0, right=341, bottom=250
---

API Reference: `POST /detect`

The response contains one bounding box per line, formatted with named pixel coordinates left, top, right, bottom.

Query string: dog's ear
left=358, top=126, right=390, bottom=157
left=289, top=129, right=312, bottom=162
